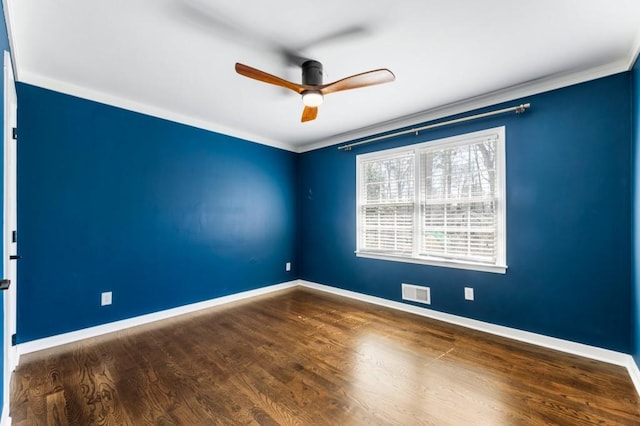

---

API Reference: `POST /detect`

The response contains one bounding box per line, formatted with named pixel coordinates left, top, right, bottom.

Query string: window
left=356, top=127, right=506, bottom=273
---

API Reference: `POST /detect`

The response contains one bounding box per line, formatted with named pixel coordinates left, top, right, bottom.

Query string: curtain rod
left=337, top=103, right=531, bottom=151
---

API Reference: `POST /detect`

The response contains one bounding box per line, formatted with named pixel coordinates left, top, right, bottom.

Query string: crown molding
left=17, top=70, right=299, bottom=153
left=297, top=59, right=630, bottom=153
left=12, top=52, right=637, bottom=155
left=627, top=27, right=640, bottom=70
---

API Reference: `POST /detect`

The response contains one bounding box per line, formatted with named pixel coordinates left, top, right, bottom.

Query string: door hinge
left=11, top=127, right=16, bottom=140
left=11, top=334, right=16, bottom=346
left=11, top=230, right=16, bottom=243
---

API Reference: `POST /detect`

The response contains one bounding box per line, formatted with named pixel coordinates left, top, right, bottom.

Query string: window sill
left=355, top=251, right=507, bottom=274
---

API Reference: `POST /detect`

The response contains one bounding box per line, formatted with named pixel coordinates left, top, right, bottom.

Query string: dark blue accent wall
left=299, top=73, right=632, bottom=352
left=16, top=84, right=298, bottom=342
left=632, top=55, right=640, bottom=365
left=11, top=64, right=638, bottom=358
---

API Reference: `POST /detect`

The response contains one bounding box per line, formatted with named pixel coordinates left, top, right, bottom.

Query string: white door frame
left=2, top=48, right=17, bottom=410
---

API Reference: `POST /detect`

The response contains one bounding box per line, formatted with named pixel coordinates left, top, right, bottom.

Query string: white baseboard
left=0, top=403, right=10, bottom=426
left=17, top=281, right=298, bottom=356
left=626, top=356, right=640, bottom=396
left=14, top=278, right=640, bottom=399
left=298, top=279, right=640, bottom=396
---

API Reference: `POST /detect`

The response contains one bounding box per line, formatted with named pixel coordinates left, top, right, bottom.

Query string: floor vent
left=402, top=283, right=431, bottom=305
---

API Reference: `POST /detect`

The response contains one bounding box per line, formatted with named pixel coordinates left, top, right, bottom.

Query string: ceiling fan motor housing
left=302, top=60, right=323, bottom=86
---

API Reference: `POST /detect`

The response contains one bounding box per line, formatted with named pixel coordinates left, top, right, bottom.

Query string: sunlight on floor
left=349, top=332, right=514, bottom=424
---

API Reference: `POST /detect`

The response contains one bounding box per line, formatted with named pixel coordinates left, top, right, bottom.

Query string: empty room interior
left=3, top=0, right=640, bottom=424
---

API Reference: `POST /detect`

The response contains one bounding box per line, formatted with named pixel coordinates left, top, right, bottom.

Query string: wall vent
left=402, top=283, right=431, bottom=305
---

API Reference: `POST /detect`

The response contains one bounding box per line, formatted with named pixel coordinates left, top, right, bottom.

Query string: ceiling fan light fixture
left=302, top=90, right=323, bottom=107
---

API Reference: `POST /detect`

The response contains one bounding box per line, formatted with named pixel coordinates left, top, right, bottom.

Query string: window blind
left=359, top=152, right=414, bottom=254
left=356, top=126, right=506, bottom=273
left=419, top=136, right=498, bottom=263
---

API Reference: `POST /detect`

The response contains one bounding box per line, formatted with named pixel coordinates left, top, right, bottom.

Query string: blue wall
left=633, top=55, right=640, bottom=365
left=16, top=84, right=298, bottom=342
left=12, top=63, right=637, bottom=356
left=299, top=73, right=632, bottom=352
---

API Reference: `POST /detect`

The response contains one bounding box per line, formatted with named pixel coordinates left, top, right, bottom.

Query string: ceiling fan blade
left=235, top=63, right=307, bottom=94
left=301, top=106, right=318, bottom=122
left=320, top=69, right=395, bottom=95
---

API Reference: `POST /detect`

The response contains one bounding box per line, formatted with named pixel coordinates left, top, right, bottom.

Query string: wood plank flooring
left=11, top=288, right=640, bottom=425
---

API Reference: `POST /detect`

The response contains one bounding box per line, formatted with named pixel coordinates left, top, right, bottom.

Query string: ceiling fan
left=235, top=60, right=395, bottom=122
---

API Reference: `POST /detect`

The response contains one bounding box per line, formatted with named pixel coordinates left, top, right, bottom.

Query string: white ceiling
left=5, top=0, right=640, bottom=152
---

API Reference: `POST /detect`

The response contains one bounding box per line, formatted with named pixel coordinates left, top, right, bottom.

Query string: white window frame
left=356, top=126, right=507, bottom=274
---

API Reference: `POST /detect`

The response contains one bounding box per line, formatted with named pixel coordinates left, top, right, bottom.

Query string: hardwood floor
left=10, top=288, right=640, bottom=425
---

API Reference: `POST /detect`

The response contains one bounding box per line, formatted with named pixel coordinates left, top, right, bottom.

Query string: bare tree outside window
left=420, top=139, right=497, bottom=263
left=361, top=153, right=414, bottom=253
left=356, top=127, right=506, bottom=273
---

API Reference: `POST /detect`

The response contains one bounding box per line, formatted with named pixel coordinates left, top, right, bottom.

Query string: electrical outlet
left=101, top=291, right=112, bottom=306
left=285, top=262, right=291, bottom=272
left=464, top=287, right=474, bottom=301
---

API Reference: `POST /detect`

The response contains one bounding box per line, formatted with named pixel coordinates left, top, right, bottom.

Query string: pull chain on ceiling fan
left=235, top=60, right=395, bottom=122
